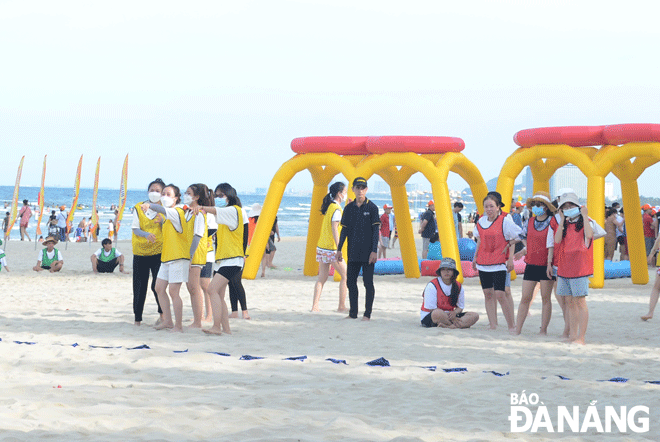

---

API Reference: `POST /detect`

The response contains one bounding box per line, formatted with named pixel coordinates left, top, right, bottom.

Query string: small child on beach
left=0, top=239, right=10, bottom=272
left=33, top=236, right=64, bottom=273
left=420, top=257, right=479, bottom=328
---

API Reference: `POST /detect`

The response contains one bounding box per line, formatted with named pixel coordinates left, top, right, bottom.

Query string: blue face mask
left=531, top=206, right=545, bottom=217
left=215, top=197, right=226, bottom=208
left=563, top=207, right=580, bottom=218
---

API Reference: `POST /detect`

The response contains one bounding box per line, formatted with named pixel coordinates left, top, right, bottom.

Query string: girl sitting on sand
left=421, top=257, right=479, bottom=328
left=141, top=184, right=192, bottom=332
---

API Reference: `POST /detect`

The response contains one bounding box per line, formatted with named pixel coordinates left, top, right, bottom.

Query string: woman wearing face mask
left=196, top=183, right=249, bottom=334
left=512, top=192, right=556, bottom=335
left=140, top=184, right=192, bottom=332
left=471, top=191, right=521, bottom=332
left=311, top=181, right=348, bottom=312
left=553, top=190, right=603, bottom=345
left=131, top=178, right=165, bottom=326
left=183, top=184, right=213, bottom=328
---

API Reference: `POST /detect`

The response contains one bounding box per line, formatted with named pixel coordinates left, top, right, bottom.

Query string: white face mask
left=183, top=194, right=194, bottom=205
left=160, top=196, right=175, bottom=208
left=148, top=192, right=161, bottom=203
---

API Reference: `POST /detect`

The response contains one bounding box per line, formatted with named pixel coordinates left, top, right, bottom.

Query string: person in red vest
left=420, top=257, right=479, bottom=328
left=471, top=192, right=521, bottom=332
left=513, top=192, right=556, bottom=335
left=554, top=190, right=594, bottom=345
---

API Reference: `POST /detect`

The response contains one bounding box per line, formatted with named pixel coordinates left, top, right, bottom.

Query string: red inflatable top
left=366, top=136, right=465, bottom=154
left=513, top=126, right=606, bottom=148
left=602, top=124, right=660, bottom=145
left=291, top=137, right=369, bottom=155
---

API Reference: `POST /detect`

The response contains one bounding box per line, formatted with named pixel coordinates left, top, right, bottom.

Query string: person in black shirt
left=336, top=177, right=380, bottom=320
left=419, top=201, right=437, bottom=259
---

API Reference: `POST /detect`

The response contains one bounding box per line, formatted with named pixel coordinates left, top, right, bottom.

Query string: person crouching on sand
left=34, top=236, right=63, bottom=273
left=420, top=257, right=479, bottom=328
left=91, top=238, right=129, bottom=274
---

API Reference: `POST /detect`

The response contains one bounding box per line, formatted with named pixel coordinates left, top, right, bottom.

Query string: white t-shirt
left=420, top=277, right=465, bottom=320
left=206, top=213, right=219, bottom=263
left=56, top=211, right=67, bottom=228
left=131, top=206, right=161, bottom=229
left=472, top=213, right=522, bottom=272
left=0, top=248, right=7, bottom=269
left=94, top=248, right=122, bottom=259
left=38, top=249, right=63, bottom=262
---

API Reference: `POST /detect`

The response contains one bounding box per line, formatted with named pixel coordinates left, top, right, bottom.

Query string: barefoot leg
left=483, top=288, right=498, bottom=329
left=154, top=278, right=173, bottom=329
left=186, top=266, right=203, bottom=328
left=334, top=260, right=348, bottom=312
left=312, top=263, right=329, bottom=312
left=642, top=272, right=660, bottom=320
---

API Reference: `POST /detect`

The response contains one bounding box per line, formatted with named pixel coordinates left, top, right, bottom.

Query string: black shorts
left=617, top=236, right=625, bottom=245
left=200, top=262, right=213, bottom=279
left=421, top=313, right=436, bottom=328
left=523, top=264, right=554, bottom=282
left=214, top=265, right=242, bottom=280
left=478, top=270, right=507, bottom=291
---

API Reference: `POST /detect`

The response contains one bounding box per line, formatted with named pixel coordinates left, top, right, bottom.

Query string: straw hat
left=525, top=191, right=556, bottom=214
left=435, top=257, right=460, bottom=278
left=248, top=203, right=262, bottom=218
left=42, top=235, right=58, bottom=246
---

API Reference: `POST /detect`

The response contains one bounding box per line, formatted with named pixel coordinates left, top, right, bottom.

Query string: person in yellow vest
left=131, top=178, right=165, bottom=326
left=183, top=183, right=213, bottom=329
left=311, top=181, right=348, bottom=312
left=196, top=183, right=248, bottom=335
left=140, top=184, right=193, bottom=333
left=33, top=236, right=63, bottom=272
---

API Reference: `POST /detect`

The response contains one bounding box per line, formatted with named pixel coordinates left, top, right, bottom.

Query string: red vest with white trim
left=556, top=220, right=593, bottom=278
left=476, top=214, right=507, bottom=266
left=525, top=217, right=551, bottom=266
left=421, top=278, right=459, bottom=312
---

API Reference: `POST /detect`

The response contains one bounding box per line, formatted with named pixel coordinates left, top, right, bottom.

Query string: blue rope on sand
left=283, top=355, right=307, bottom=361
left=240, top=355, right=264, bottom=360
left=366, top=357, right=390, bottom=367
left=326, top=358, right=347, bottom=365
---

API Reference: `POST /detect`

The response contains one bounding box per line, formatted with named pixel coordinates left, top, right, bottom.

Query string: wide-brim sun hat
left=526, top=191, right=556, bottom=213
left=248, top=203, right=262, bottom=218
left=558, top=191, right=580, bottom=209
left=42, top=235, right=58, bottom=246
left=435, top=257, right=460, bottom=277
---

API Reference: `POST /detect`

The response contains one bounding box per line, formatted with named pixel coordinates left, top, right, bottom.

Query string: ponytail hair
left=188, top=183, right=212, bottom=207
left=449, top=281, right=460, bottom=308
left=215, top=183, right=242, bottom=208
left=320, top=181, right=346, bottom=215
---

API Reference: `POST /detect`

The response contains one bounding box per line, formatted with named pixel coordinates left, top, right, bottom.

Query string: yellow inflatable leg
left=621, top=179, right=648, bottom=285
left=587, top=175, right=605, bottom=288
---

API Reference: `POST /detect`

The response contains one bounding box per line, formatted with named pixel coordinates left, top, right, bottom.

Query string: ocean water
left=1, top=186, right=415, bottom=241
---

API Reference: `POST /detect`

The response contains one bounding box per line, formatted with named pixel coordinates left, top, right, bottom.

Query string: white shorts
left=380, top=236, right=389, bottom=248
left=157, top=259, right=189, bottom=283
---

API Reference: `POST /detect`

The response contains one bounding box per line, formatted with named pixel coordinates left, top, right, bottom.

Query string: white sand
left=1, top=238, right=659, bottom=441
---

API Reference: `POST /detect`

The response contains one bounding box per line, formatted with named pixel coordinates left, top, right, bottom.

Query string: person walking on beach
left=378, top=204, right=391, bottom=259
left=91, top=238, right=128, bottom=274
left=471, top=191, right=520, bottom=332
left=33, top=236, right=64, bottom=273
left=197, top=183, right=248, bottom=335
left=643, top=204, right=656, bottom=257
left=419, top=201, right=436, bottom=259
left=18, top=200, right=32, bottom=241
left=641, top=233, right=660, bottom=321
left=336, top=177, right=380, bottom=321
left=56, top=206, right=68, bottom=242
left=420, top=257, right=479, bottom=328
left=141, top=184, right=190, bottom=332
left=131, top=179, right=165, bottom=326
left=513, top=192, right=555, bottom=335
left=311, top=181, right=348, bottom=313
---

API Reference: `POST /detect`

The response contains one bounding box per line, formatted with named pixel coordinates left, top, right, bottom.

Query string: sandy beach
left=1, top=237, right=659, bottom=441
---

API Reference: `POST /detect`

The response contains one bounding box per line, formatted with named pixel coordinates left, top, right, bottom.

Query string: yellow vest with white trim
left=215, top=206, right=244, bottom=262
left=132, top=203, right=163, bottom=256
left=161, top=207, right=192, bottom=263
left=189, top=211, right=209, bottom=266
left=317, top=202, right=342, bottom=251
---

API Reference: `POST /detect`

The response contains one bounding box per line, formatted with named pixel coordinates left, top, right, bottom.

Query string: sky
left=2, top=0, right=660, bottom=197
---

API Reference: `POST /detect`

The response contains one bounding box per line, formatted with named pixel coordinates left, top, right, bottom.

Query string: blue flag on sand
left=421, top=366, right=437, bottom=371
left=90, top=345, right=122, bottom=349
left=173, top=349, right=188, bottom=353
left=645, top=380, right=660, bottom=385
left=483, top=370, right=509, bottom=376
left=240, top=355, right=264, bottom=360
left=326, top=358, right=347, bottom=365
left=284, top=356, right=307, bottom=361
left=443, top=367, right=467, bottom=373
left=127, top=344, right=150, bottom=350
left=14, top=341, right=36, bottom=345
left=207, top=351, right=231, bottom=357
left=598, top=377, right=628, bottom=383
left=557, top=375, right=571, bottom=380
left=366, top=357, right=390, bottom=367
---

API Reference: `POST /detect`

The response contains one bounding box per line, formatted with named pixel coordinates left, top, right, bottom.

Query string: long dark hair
left=320, top=182, right=345, bottom=215
left=215, top=183, right=242, bottom=208
left=449, top=281, right=460, bottom=307
left=562, top=213, right=584, bottom=240
left=188, top=183, right=212, bottom=207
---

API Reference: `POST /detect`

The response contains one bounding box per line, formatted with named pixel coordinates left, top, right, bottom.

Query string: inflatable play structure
left=244, top=124, right=660, bottom=289
left=498, top=124, right=660, bottom=288
left=243, top=136, right=489, bottom=281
